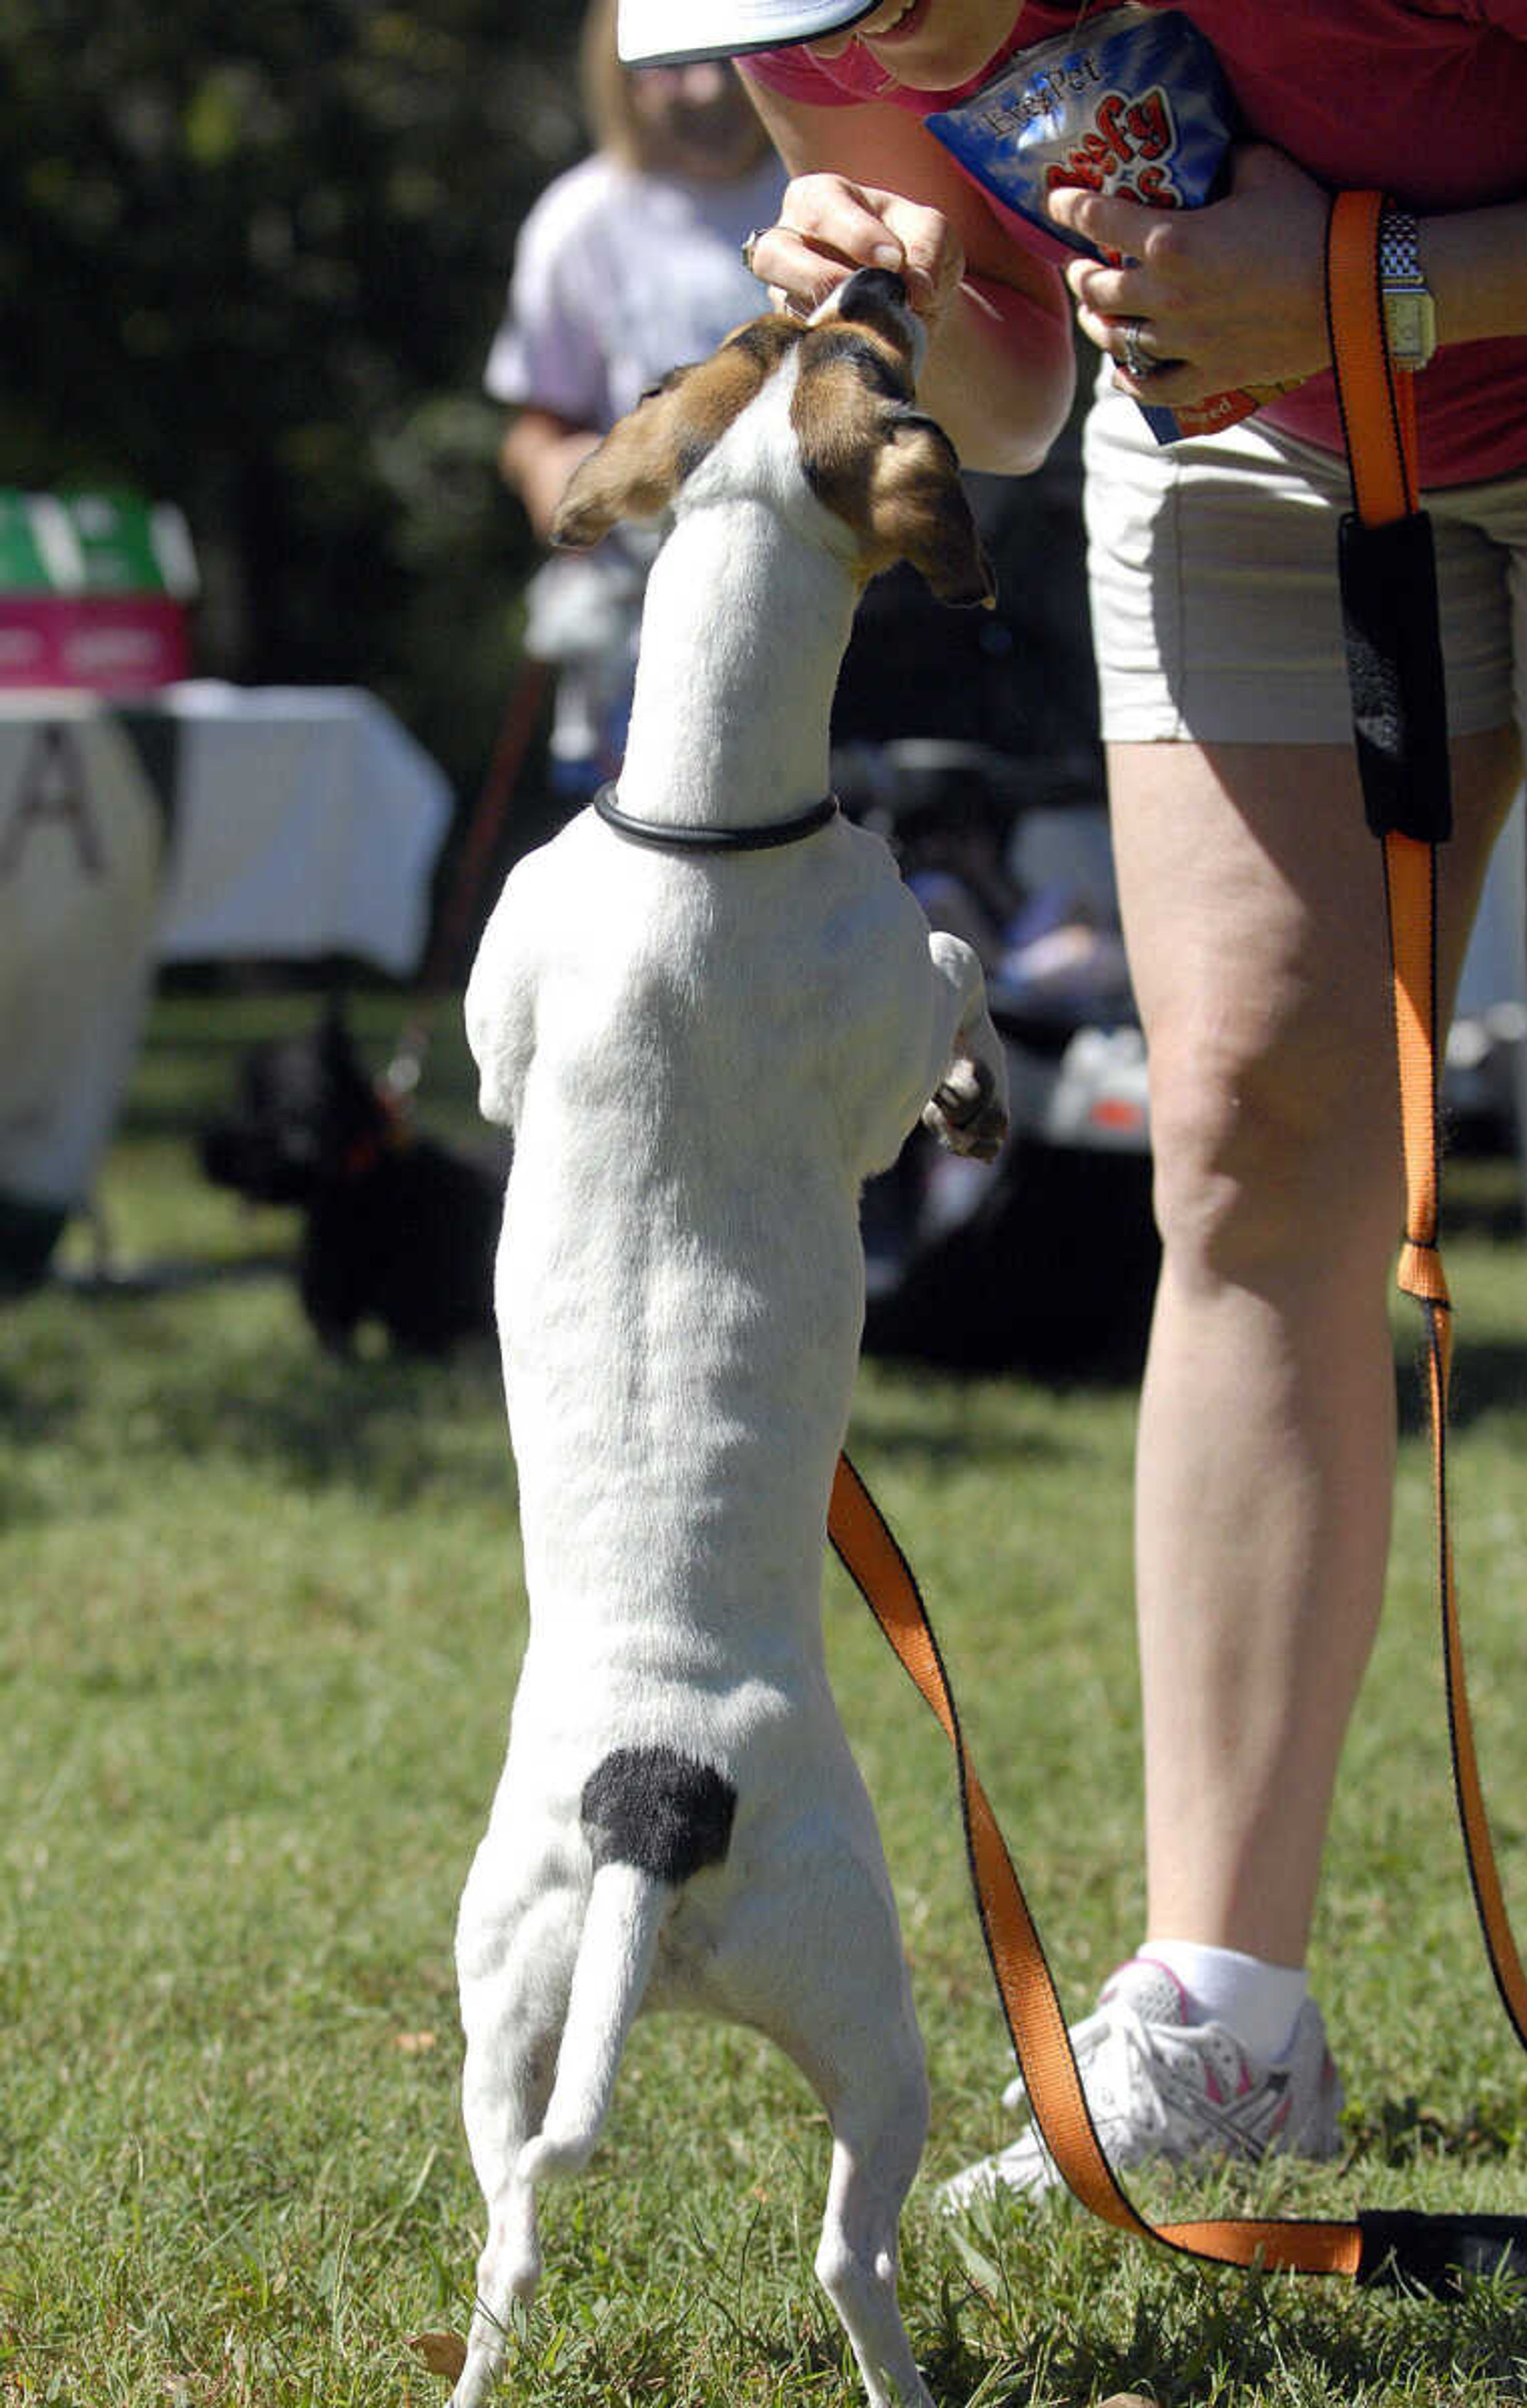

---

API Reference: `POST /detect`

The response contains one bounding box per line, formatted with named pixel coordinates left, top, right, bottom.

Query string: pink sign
left=0, top=595, right=190, bottom=692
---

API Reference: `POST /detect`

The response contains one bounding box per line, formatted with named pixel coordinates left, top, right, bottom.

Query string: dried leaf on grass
left=407, top=2331, right=468, bottom=2380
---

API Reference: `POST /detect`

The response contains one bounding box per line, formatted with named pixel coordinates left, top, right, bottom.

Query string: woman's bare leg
left=1110, top=728, right=1519, bottom=1967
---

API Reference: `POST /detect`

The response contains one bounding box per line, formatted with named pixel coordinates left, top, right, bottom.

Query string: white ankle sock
left=1138, top=1938, right=1309, bottom=2064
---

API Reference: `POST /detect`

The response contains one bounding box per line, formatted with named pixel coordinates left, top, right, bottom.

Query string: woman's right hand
left=745, top=173, right=966, bottom=332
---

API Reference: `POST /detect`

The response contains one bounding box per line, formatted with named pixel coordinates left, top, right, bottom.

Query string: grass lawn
left=5, top=985, right=1527, bottom=2405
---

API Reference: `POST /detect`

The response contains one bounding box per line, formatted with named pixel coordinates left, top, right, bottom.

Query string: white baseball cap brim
left=617, top=0, right=880, bottom=66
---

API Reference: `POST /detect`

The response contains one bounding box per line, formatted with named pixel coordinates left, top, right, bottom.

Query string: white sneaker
left=940, top=1956, right=1344, bottom=2213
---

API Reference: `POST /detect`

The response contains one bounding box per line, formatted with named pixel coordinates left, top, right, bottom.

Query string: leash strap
left=830, top=1447, right=1527, bottom=2284
left=828, top=1453, right=1369, bottom=2277
left=822, top=190, right=1527, bottom=2288
left=1327, top=189, right=1527, bottom=2063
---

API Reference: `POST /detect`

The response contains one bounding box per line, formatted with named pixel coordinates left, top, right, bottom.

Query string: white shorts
left=1084, top=375, right=1527, bottom=748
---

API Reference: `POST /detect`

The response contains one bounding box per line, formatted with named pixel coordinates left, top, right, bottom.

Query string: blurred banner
left=0, top=684, right=452, bottom=1286
left=0, top=490, right=197, bottom=694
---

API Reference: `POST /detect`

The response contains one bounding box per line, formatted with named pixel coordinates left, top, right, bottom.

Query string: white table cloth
left=0, top=684, right=452, bottom=1219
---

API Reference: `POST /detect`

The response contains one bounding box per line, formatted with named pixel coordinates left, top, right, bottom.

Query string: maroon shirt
left=746, top=0, right=1527, bottom=484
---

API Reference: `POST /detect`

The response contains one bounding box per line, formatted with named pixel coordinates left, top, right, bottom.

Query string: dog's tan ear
left=551, top=317, right=802, bottom=551
left=550, top=369, right=692, bottom=550
left=868, top=412, right=997, bottom=608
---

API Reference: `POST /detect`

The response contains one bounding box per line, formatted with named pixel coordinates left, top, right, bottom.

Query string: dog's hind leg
left=813, top=2047, right=936, bottom=2408
left=450, top=1888, right=577, bottom=2408
left=752, top=1885, right=935, bottom=2408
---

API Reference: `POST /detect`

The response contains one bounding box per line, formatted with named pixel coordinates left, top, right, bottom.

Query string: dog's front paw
left=922, top=1056, right=1009, bottom=1163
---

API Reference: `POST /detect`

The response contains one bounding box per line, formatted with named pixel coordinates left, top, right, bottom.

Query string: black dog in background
left=200, top=1003, right=502, bottom=1355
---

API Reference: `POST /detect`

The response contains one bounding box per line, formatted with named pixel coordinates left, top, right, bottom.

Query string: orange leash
left=1327, top=190, right=1527, bottom=2062
left=828, top=1452, right=1368, bottom=2277
left=831, top=1434, right=1527, bottom=2284
left=824, top=190, right=1527, bottom=2289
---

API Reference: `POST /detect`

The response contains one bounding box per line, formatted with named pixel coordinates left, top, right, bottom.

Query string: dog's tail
left=517, top=1746, right=737, bottom=2188
left=515, top=1861, right=669, bottom=2187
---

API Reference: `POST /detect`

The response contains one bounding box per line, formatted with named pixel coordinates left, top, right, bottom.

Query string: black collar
left=593, top=783, right=838, bottom=854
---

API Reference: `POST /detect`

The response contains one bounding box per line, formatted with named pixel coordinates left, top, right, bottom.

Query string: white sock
left=1139, top=1938, right=1309, bottom=2064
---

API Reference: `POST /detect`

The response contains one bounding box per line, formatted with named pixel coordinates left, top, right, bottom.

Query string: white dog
left=452, top=270, right=1009, bottom=2408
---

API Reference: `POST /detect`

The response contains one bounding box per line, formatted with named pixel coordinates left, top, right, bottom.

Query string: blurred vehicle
left=828, top=468, right=1159, bottom=1375
left=837, top=732, right=1158, bottom=1373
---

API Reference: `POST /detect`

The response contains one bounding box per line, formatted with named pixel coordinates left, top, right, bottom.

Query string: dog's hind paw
left=444, top=2339, right=501, bottom=2408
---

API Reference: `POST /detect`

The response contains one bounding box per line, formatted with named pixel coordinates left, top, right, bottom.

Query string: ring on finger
left=741, top=226, right=771, bottom=276
left=1119, top=317, right=1156, bottom=380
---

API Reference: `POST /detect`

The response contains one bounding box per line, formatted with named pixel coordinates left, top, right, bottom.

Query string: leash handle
left=1327, top=190, right=1453, bottom=848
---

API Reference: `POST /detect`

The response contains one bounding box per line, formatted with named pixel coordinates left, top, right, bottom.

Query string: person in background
left=485, top=0, right=785, bottom=801
left=612, top=0, right=1527, bottom=2209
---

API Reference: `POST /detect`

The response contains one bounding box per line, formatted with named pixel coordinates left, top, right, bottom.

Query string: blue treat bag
left=928, top=6, right=1299, bottom=442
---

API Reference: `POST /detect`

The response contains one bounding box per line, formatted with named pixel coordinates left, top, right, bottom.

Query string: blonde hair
left=577, top=0, right=768, bottom=171
left=579, top=0, right=652, bottom=167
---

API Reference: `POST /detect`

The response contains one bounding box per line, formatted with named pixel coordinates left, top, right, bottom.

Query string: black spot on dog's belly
left=581, top=1746, right=736, bottom=1886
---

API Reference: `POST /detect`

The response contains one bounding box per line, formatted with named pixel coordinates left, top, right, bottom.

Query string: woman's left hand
left=1048, top=143, right=1333, bottom=400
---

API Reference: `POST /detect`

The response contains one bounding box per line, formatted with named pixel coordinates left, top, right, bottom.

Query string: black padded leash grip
left=1357, top=2210, right=1527, bottom=2292
left=1338, top=508, right=1452, bottom=843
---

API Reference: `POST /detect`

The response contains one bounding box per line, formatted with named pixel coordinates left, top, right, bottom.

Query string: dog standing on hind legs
left=449, top=269, right=1009, bottom=2408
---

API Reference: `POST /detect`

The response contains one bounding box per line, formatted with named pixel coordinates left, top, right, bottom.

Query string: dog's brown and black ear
left=551, top=315, right=802, bottom=551
left=869, top=412, right=997, bottom=609
left=550, top=365, right=694, bottom=550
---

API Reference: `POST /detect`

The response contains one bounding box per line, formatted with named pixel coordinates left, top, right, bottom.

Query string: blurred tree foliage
left=0, top=0, right=589, bottom=801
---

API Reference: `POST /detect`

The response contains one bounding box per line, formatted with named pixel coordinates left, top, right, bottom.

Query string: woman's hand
left=744, top=173, right=966, bottom=333
left=1049, top=143, right=1332, bottom=402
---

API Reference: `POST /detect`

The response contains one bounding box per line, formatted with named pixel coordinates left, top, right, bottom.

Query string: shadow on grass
left=138, top=1342, right=510, bottom=1506
left=0, top=1287, right=510, bottom=1516
left=117, top=986, right=484, bottom=1142
left=847, top=1415, right=1071, bottom=1474
left=1045, top=2274, right=1527, bottom=2407
left=867, top=1324, right=1152, bottom=1394
left=847, top=1361, right=1132, bottom=1475
left=1345, top=2093, right=1523, bottom=2167
left=1399, top=1334, right=1527, bottom=1435
left=932, top=2230, right=1527, bottom=2407
left=1440, top=1148, right=1525, bottom=1245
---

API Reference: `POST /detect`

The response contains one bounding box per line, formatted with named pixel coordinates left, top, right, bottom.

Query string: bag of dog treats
left=926, top=5, right=1300, bottom=443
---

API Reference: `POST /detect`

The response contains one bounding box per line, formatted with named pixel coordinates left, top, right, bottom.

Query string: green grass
left=5, top=989, right=1527, bottom=2404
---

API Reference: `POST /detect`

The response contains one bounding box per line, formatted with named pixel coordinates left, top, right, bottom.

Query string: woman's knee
left=1146, top=1022, right=1399, bottom=1284
left=1105, top=733, right=1510, bottom=1289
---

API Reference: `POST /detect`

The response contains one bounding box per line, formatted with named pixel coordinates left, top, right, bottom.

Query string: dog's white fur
left=453, top=276, right=1008, bottom=2408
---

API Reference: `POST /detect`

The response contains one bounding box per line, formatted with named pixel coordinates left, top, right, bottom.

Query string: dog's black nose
left=837, top=265, right=910, bottom=320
